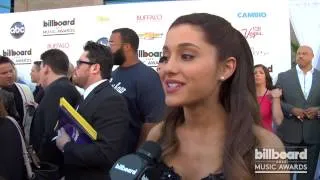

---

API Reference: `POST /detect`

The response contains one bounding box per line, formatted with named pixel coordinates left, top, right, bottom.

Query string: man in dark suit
left=29, top=49, right=80, bottom=177
left=56, top=41, right=132, bottom=180
left=276, top=45, right=320, bottom=180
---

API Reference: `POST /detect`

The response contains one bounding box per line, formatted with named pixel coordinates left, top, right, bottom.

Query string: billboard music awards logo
left=138, top=32, right=163, bottom=40
left=43, top=18, right=75, bottom=36
left=255, top=147, right=308, bottom=174
left=138, top=50, right=162, bottom=67
left=10, top=22, right=25, bottom=39
left=136, top=14, right=162, bottom=23
left=2, top=48, right=32, bottom=65
left=240, top=26, right=263, bottom=39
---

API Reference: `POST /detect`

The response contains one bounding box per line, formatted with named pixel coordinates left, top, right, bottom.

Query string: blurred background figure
left=0, top=89, right=19, bottom=121
left=0, top=56, right=34, bottom=143
left=0, top=96, right=25, bottom=180
left=30, top=61, right=44, bottom=103
left=68, top=62, right=84, bottom=95
left=67, top=62, right=75, bottom=81
left=254, top=64, right=284, bottom=131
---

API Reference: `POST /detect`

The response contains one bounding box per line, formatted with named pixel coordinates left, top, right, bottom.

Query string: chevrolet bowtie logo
left=138, top=32, right=163, bottom=40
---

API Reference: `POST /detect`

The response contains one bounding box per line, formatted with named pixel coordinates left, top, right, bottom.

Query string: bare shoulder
left=146, top=121, right=164, bottom=142
left=253, top=125, right=289, bottom=180
left=253, top=125, right=284, bottom=149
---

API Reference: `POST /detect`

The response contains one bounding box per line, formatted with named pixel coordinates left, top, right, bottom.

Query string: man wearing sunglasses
left=56, top=41, right=132, bottom=180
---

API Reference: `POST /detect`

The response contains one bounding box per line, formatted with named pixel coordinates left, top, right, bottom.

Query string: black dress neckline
left=157, top=162, right=225, bottom=180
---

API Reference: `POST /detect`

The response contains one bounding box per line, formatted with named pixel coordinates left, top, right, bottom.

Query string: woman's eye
left=159, top=56, right=168, bottom=63
left=181, top=54, right=194, bottom=60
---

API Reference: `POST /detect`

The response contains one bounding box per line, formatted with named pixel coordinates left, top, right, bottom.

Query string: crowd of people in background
left=0, top=12, right=319, bottom=180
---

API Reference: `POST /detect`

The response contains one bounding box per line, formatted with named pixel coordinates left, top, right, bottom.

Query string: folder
left=56, top=97, right=97, bottom=144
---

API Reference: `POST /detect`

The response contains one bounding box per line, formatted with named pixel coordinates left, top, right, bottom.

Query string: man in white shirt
left=276, top=45, right=320, bottom=180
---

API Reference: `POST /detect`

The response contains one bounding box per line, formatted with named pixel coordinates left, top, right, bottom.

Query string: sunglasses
left=76, top=60, right=96, bottom=66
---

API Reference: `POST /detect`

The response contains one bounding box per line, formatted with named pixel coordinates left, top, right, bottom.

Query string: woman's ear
left=218, top=57, right=236, bottom=81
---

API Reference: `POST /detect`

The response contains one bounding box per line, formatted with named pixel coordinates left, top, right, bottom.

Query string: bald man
left=276, top=45, right=320, bottom=180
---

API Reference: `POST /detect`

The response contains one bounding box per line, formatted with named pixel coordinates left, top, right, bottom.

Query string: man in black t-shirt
left=109, top=28, right=165, bottom=152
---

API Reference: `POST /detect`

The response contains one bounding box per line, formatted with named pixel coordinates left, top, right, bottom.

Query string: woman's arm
left=270, top=88, right=284, bottom=126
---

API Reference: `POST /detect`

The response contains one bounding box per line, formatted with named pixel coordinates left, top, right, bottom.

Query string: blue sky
left=0, top=0, right=10, bottom=13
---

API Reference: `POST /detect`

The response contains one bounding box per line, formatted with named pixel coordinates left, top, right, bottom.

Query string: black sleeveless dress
left=152, top=162, right=225, bottom=180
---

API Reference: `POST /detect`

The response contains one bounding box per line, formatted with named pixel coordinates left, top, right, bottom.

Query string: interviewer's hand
left=56, top=128, right=71, bottom=152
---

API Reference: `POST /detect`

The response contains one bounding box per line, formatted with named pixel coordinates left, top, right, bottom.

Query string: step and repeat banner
left=289, top=0, right=320, bottom=69
left=0, top=0, right=291, bottom=86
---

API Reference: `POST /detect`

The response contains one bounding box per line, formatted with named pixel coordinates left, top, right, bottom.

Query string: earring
left=220, top=76, right=225, bottom=80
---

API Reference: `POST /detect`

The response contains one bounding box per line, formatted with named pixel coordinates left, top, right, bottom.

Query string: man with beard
left=109, top=28, right=165, bottom=152
left=56, top=41, right=131, bottom=179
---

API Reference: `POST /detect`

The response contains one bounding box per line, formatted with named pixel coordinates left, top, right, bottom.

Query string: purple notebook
left=56, top=105, right=93, bottom=144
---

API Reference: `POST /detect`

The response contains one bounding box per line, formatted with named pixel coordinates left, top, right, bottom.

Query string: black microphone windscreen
left=137, top=141, right=161, bottom=161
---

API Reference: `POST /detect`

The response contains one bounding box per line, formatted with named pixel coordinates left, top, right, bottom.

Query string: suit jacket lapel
left=78, top=81, right=109, bottom=111
left=292, top=68, right=307, bottom=101
left=307, top=69, right=319, bottom=102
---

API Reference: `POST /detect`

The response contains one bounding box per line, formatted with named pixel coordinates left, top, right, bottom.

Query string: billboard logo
left=138, top=50, right=162, bottom=67
left=2, top=48, right=32, bottom=65
left=3, top=49, right=32, bottom=56
left=97, top=37, right=109, bottom=47
left=237, top=12, right=267, bottom=18
left=241, top=26, right=263, bottom=39
left=138, top=50, right=162, bottom=58
left=255, top=147, right=308, bottom=174
left=43, top=19, right=75, bottom=27
left=43, top=18, right=75, bottom=36
left=138, top=32, right=163, bottom=40
left=10, top=22, right=25, bottom=39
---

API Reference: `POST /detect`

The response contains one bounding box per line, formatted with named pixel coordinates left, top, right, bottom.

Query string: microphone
left=109, top=141, right=162, bottom=180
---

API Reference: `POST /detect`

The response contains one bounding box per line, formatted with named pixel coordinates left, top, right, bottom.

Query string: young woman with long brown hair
left=147, top=13, right=288, bottom=180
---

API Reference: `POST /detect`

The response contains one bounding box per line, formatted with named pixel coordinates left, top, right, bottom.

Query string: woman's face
left=160, top=24, right=221, bottom=107
left=254, top=67, right=266, bottom=86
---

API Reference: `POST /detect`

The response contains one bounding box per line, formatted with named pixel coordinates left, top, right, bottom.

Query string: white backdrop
left=0, top=0, right=291, bottom=87
left=289, top=0, right=320, bottom=69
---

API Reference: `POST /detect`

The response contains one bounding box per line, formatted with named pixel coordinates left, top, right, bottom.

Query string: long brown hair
left=158, top=13, right=260, bottom=179
left=0, top=97, right=8, bottom=118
